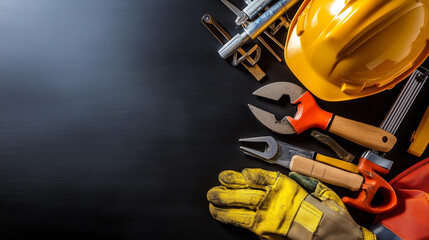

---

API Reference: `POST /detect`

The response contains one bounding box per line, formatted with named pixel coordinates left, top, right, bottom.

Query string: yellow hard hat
left=285, top=0, right=429, bottom=101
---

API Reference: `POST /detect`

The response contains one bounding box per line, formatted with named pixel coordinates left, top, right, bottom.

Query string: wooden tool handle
left=290, top=155, right=363, bottom=191
left=328, top=115, right=397, bottom=152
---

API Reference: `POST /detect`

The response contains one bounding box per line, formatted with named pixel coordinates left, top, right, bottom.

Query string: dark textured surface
left=0, top=0, right=428, bottom=239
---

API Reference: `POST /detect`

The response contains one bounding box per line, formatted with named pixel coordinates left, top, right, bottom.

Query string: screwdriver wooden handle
left=290, top=155, right=364, bottom=191
left=328, top=115, right=397, bottom=152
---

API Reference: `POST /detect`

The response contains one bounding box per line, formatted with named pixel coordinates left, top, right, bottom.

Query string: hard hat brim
left=284, top=0, right=429, bottom=102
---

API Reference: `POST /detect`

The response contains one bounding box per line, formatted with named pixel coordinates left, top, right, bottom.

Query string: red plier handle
left=342, top=157, right=397, bottom=214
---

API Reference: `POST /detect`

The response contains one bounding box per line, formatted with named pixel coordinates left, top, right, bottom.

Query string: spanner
left=248, top=82, right=397, bottom=152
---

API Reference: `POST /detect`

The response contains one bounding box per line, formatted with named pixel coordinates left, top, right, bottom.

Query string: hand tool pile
left=202, top=0, right=296, bottom=80
left=203, top=0, right=429, bottom=239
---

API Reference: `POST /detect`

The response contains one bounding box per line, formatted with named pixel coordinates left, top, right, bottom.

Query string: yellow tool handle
left=290, top=155, right=364, bottom=192
left=328, top=115, right=397, bottom=152
left=314, top=153, right=359, bottom=173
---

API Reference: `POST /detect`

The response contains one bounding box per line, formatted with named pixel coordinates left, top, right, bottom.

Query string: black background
left=1, top=0, right=428, bottom=239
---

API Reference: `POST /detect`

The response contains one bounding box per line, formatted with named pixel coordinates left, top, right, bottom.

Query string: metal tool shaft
left=242, top=0, right=273, bottom=22
left=219, top=0, right=298, bottom=58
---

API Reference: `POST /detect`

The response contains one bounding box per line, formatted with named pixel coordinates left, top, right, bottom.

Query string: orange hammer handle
left=342, top=158, right=397, bottom=214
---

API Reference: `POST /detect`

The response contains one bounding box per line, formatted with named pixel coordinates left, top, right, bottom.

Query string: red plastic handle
left=288, top=91, right=333, bottom=134
left=342, top=157, right=397, bottom=214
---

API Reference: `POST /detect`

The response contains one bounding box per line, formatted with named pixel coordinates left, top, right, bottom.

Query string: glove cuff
left=287, top=195, right=365, bottom=240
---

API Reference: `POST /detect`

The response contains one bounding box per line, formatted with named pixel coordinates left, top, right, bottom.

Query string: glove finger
left=207, top=186, right=265, bottom=210
left=209, top=203, right=255, bottom=228
left=241, top=168, right=278, bottom=188
left=218, top=170, right=248, bottom=188
left=289, top=172, right=318, bottom=193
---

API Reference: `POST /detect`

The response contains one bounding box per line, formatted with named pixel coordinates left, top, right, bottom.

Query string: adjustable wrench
left=248, top=82, right=397, bottom=152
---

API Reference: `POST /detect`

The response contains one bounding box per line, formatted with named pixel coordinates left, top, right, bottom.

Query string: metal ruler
left=365, top=67, right=428, bottom=168
left=381, top=67, right=428, bottom=135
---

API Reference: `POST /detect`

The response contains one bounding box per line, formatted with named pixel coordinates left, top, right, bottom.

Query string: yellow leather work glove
left=207, top=169, right=376, bottom=240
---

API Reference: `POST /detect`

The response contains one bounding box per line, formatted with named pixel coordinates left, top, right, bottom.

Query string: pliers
left=248, top=82, right=397, bottom=152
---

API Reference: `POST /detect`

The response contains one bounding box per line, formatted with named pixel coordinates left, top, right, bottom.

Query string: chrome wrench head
left=248, top=82, right=306, bottom=134
left=252, top=82, right=306, bottom=102
left=248, top=104, right=296, bottom=134
left=239, top=136, right=278, bottom=161
left=240, top=136, right=316, bottom=169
